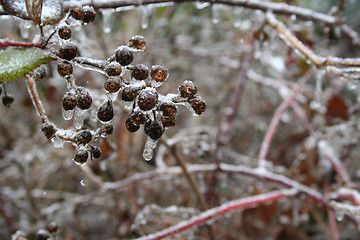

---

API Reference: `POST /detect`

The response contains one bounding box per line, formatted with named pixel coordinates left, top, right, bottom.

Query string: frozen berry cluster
left=37, top=6, right=206, bottom=164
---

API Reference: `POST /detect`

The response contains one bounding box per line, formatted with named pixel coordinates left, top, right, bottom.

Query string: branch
left=135, top=188, right=298, bottom=240
left=0, top=39, right=42, bottom=48
left=25, top=75, right=49, bottom=124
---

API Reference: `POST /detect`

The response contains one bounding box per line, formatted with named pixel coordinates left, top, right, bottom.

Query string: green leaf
left=0, top=47, right=53, bottom=82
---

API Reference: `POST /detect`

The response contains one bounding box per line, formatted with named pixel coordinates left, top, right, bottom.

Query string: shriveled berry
left=179, top=80, right=197, bottom=98
left=83, top=6, right=96, bottom=23
left=90, top=146, right=101, bottom=158
left=36, top=229, right=51, bottom=240
left=33, top=66, right=46, bottom=81
left=70, top=6, right=85, bottom=20
left=97, top=100, right=114, bottom=122
left=41, top=123, right=56, bottom=139
left=47, top=222, right=59, bottom=234
left=128, top=35, right=146, bottom=51
left=62, top=91, right=77, bottom=111
left=105, top=62, right=122, bottom=76
left=125, top=117, right=140, bottom=132
left=2, top=95, right=14, bottom=107
left=77, top=88, right=92, bottom=110
left=131, top=64, right=149, bottom=80
left=58, top=25, right=72, bottom=40
left=74, top=149, right=88, bottom=165
left=145, top=121, right=164, bottom=140
left=189, top=97, right=206, bottom=115
left=75, top=130, right=92, bottom=145
left=160, top=102, right=177, bottom=117
left=101, top=123, right=113, bottom=135
left=104, top=78, right=121, bottom=93
left=151, top=65, right=168, bottom=83
left=138, top=89, right=158, bottom=111
left=162, top=116, right=176, bottom=128
left=59, top=42, right=77, bottom=60
left=115, top=46, right=133, bottom=66
left=57, top=61, right=73, bottom=77
left=121, top=87, right=138, bottom=102
left=128, top=111, right=146, bottom=125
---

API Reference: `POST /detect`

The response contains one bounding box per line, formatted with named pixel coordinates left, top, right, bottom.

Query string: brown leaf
left=325, top=95, right=349, bottom=125
left=26, top=0, right=43, bottom=24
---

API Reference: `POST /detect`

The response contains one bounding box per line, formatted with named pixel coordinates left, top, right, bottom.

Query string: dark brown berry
left=90, top=146, right=101, bottom=158
left=57, top=61, right=73, bottom=77
left=97, top=100, right=114, bottom=122
left=74, top=149, right=88, bottom=165
left=36, top=229, right=51, bottom=240
left=105, top=62, right=122, bottom=76
left=59, top=42, right=77, bottom=61
left=33, top=66, right=46, bottom=81
left=62, top=91, right=77, bottom=111
left=138, top=89, right=158, bottom=111
left=71, top=6, right=85, bottom=21
left=83, top=6, right=96, bottom=23
left=75, top=130, right=92, bottom=145
left=128, top=35, right=146, bottom=51
left=41, top=123, right=56, bottom=139
left=121, top=87, right=138, bottom=102
left=101, top=123, right=113, bottom=135
left=104, top=78, right=121, bottom=93
left=151, top=65, right=168, bottom=83
left=2, top=95, right=14, bottom=107
left=131, top=64, right=149, bottom=80
left=128, top=111, right=146, bottom=125
left=47, top=222, right=59, bottom=234
left=179, top=80, right=197, bottom=98
left=162, top=116, right=176, bottom=128
left=58, top=25, right=72, bottom=40
left=125, top=117, right=140, bottom=132
left=77, top=89, right=92, bottom=110
left=115, top=46, right=133, bottom=66
left=145, top=121, right=164, bottom=140
left=160, top=102, right=177, bottom=117
left=189, top=97, right=206, bottom=115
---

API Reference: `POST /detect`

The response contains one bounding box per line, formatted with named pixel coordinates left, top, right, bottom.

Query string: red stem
left=0, top=40, right=42, bottom=48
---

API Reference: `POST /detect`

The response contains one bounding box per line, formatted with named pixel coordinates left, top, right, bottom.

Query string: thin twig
left=25, top=75, right=49, bottom=124
left=0, top=39, right=43, bottom=48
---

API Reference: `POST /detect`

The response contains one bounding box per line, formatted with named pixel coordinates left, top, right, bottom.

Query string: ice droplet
left=19, top=20, right=29, bottom=39
left=80, top=179, right=85, bottom=187
left=335, top=209, right=345, bottom=221
left=106, top=90, right=119, bottom=101
left=101, top=9, right=113, bottom=33
left=140, top=5, right=151, bottom=29
left=121, top=100, right=133, bottom=110
left=212, top=4, right=222, bottom=24
left=62, top=108, right=74, bottom=120
left=74, top=108, right=85, bottom=129
left=51, top=134, right=65, bottom=148
left=143, top=137, right=158, bottom=161
left=149, top=79, right=164, bottom=88
left=233, top=8, right=242, bottom=28
left=195, top=1, right=210, bottom=9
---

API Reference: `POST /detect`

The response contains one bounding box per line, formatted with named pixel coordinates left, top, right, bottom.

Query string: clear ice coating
left=62, top=108, right=74, bottom=120
left=212, top=4, right=222, bottom=24
left=140, top=5, right=151, bottom=29
left=74, top=108, right=85, bottom=129
left=143, top=137, right=158, bottom=161
left=101, top=9, right=114, bottom=34
left=51, top=134, right=65, bottom=148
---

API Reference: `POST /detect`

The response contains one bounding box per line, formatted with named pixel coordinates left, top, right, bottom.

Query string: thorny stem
left=135, top=188, right=298, bottom=240
left=159, top=137, right=215, bottom=240
left=258, top=69, right=313, bottom=168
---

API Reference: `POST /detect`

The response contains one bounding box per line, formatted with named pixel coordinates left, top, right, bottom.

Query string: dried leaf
left=325, top=95, right=349, bottom=125
left=26, top=0, right=43, bottom=24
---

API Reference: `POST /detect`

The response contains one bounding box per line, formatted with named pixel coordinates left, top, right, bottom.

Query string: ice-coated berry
left=36, top=229, right=51, bottom=240
left=58, top=25, right=72, bottom=40
left=47, top=222, right=59, bottom=234
left=151, top=65, right=168, bottom=83
left=41, top=123, right=56, bottom=139
left=160, top=102, right=177, bottom=117
left=125, top=117, right=140, bottom=132
left=105, top=62, right=122, bottom=76
left=115, top=46, right=133, bottom=66
left=145, top=121, right=164, bottom=140
left=33, top=66, right=46, bottom=81
left=62, top=91, right=77, bottom=111
left=77, top=89, right=92, bottom=110
left=70, top=6, right=85, bottom=20
left=83, top=6, right=96, bottom=23
left=57, top=61, right=73, bottom=77
left=74, top=149, right=88, bottom=165
left=162, top=116, right=176, bottom=128
left=2, top=95, right=14, bottom=107
left=90, top=146, right=101, bottom=158
left=75, top=130, right=92, bottom=145
left=101, top=123, right=113, bottom=135
left=128, top=111, right=146, bottom=126
left=104, top=78, right=121, bottom=93
left=97, top=100, right=114, bottom=122
left=179, top=80, right=197, bottom=98
left=128, top=35, right=146, bottom=51
left=189, top=97, right=206, bottom=115
left=131, top=64, right=149, bottom=80
left=138, top=89, right=158, bottom=111
left=58, top=42, right=77, bottom=60
left=121, top=87, right=138, bottom=102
